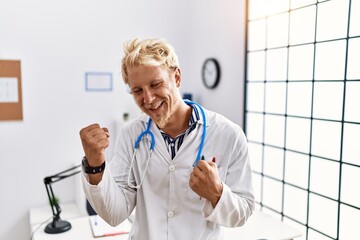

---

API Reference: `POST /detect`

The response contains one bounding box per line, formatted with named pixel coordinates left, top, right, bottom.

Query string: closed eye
left=132, top=88, right=143, bottom=95
left=151, top=81, right=162, bottom=88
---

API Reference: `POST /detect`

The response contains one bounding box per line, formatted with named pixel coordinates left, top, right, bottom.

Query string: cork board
left=0, top=60, right=23, bottom=121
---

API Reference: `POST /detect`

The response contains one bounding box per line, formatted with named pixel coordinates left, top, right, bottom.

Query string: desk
left=30, top=205, right=301, bottom=240
left=29, top=203, right=83, bottom=226
left=31, top=216, right=129, bottom=240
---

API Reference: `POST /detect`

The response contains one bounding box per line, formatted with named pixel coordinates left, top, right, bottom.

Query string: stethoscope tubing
left=134, top=118, right=155, bottom=150
left=186, top=100, right=207, bottom=167
left=127, top=99, right=206, bottom=189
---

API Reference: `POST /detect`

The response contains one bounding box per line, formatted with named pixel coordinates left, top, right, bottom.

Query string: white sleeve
left=81, top=127, right=137, bottom=227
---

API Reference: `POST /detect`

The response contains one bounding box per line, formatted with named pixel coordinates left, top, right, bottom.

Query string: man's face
left=127, top=65, right=181, bottom=128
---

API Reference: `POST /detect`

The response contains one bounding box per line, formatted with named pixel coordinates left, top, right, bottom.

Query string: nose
left=143, top=88, right=156, bottom=104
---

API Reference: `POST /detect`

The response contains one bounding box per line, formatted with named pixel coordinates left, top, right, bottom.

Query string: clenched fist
left=189, top=158, right=223, bottom=207
left=79, top=123, right=110, bottom=167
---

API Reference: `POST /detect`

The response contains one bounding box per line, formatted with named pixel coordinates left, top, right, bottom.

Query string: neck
left=160, top=101, right=192, bottom=138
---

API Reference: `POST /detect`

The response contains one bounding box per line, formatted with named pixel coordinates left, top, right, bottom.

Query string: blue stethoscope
left=127, top=99, right=207, bottom=189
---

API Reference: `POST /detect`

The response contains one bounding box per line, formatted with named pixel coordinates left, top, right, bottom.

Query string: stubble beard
left=153, top=107, right=172, bottom=129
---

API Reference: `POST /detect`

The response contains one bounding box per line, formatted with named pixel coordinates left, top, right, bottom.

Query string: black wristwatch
left=82, top=156, right=106, bottom=174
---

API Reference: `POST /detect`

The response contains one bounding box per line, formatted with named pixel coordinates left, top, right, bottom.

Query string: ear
left=175, top=68, right=182, bottom=87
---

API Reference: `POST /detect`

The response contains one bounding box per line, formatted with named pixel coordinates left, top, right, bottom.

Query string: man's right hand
left=79, top=123, right=110, bottom=168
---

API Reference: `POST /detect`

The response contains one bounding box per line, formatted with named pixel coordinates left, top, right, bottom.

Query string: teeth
left=148, top=102, right=162, bottom=110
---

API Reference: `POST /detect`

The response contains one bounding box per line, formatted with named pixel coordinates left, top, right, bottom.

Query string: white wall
left=0, top=0, right=246, bottom=239
left=181, top=1, right=247, bottom=127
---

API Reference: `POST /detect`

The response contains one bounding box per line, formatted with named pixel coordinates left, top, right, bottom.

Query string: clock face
left=202, top=58, right=220, bottom=89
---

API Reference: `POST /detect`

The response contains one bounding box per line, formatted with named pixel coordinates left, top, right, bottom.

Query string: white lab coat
left=82, top=108, right=254, bottom=240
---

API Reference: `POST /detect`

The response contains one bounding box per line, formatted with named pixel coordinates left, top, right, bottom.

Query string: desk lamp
left=43, top=164, right=81, bottom=234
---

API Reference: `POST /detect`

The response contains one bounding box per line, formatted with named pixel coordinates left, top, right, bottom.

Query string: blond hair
left=121, top=38, right=179, bottom=84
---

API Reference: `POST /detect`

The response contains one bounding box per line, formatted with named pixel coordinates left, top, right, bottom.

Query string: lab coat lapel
left=149, top=119, right=172, bottom=165
left=173, top=107, right=209, bottom=166
left=172, top=121, right=204, bottom=166
left=174, top=126, right=199, bottom=166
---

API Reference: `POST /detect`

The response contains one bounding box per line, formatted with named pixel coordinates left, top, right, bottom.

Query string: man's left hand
left=189, top=158, right=223, bottom=207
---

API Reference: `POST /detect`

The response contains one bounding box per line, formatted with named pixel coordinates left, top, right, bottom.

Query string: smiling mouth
left=147, top=101, right=164, bottom=112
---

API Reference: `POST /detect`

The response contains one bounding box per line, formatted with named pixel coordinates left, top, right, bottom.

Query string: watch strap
left=82, top=156, right=106, bottom=174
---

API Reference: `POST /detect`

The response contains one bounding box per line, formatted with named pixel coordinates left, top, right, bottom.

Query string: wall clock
left=202, top=58, right=221, bottom=89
